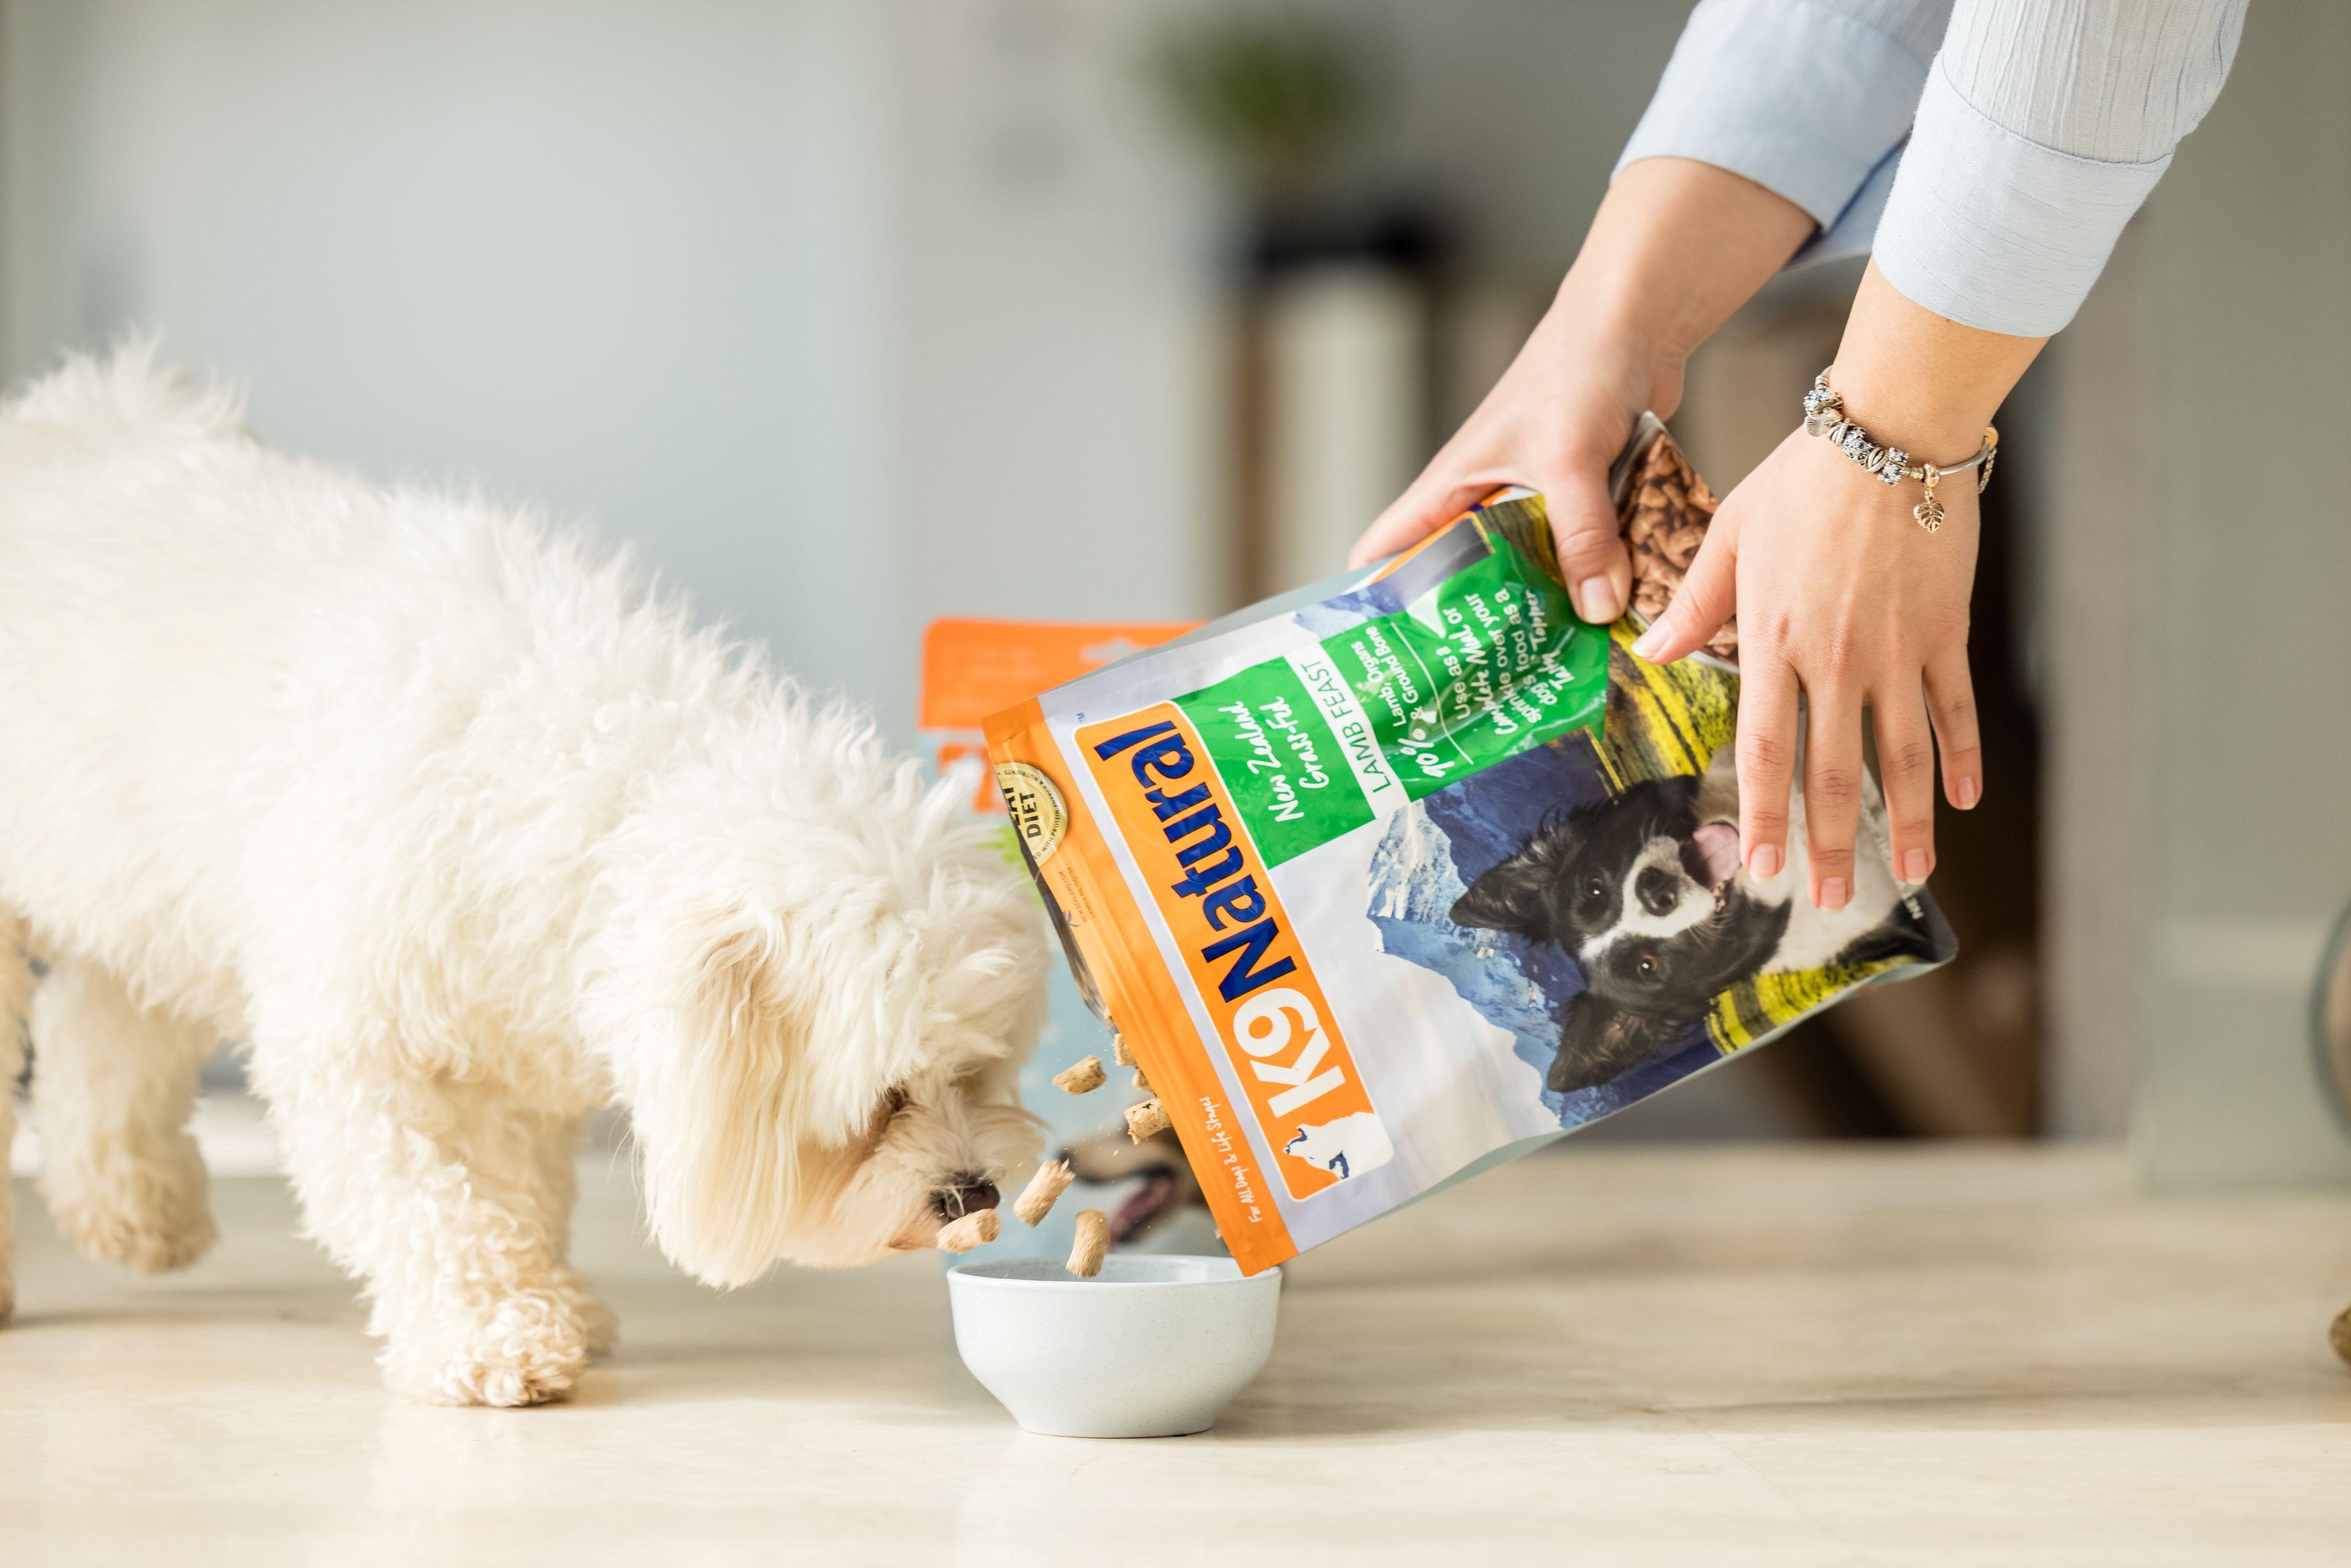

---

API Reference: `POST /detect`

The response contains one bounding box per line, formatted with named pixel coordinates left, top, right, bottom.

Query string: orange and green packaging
left=984, top=420, right=1957, bottom=1275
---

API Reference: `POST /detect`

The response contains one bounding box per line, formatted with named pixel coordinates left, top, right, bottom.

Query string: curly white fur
left=0, top=346, right=1049, bottom=1404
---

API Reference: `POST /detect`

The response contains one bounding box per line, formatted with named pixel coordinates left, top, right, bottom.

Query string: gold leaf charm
left=1914, top=462, right=1944, bottom=533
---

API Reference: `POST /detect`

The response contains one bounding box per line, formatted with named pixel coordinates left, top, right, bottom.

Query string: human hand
left=1349, top=158, right=1817, bottom=621
left=1348, top=299, right=1668, bottom=624
left=1630, top=426, right=1982, bottom=908
left=1626, top=262, right=2042, bottom=908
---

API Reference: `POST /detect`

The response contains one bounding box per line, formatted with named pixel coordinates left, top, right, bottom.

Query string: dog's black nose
left=930, top=1177, right=1000, bottom=1222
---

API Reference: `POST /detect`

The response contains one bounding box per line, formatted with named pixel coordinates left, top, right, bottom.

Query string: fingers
left=1801, top=683, right=1866, bottom=912
left=1924, top=643, right=1984, bottom=812
left=1871, top=683, right=1938, bottom=885
left=1354, top=454, right=1633, bottom=627
left=1628, top=511, right=1738, bottom=664
left=1535, top=465, right=1632, bottom=624
left=1734, top=650, right=1799, bottom=881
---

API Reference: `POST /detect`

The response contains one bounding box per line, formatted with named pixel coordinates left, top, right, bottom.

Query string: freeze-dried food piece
left=1126, top=1098, right=1170, bottom=1141
left=1132, top=1069, right=1151, bottom=1093
left=1067, top=1210, right=1108, bottom=1277
left=1112, top=1034, right=1136, bottom=1068
left=1013, top=1160, right=1074, bottom=1227
left=936, top=1209, right=1000, bottom=1253
left=1053, top=1055, right=1105, bottom=1094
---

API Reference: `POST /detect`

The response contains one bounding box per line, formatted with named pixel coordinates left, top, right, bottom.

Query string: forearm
left=1615, top=0, right=1955, bottom=272
left=1563, top=158, right=1817, bottom=411
left=1826, top=261, right=2046, bottom=458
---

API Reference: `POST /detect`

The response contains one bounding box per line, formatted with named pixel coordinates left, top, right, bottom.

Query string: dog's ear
left=1546, top=992, right=1682, bottom=1094
left=1451, top=826, right=1571, bottom=941
left=601, top=904, right=808, bottom=1290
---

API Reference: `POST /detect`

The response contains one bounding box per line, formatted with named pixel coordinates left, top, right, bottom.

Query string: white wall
left=2127, top=0, right=2351, bottom=1185
left=0, top=0, right=1226, bottom=739
left=879, top=0, right=1221, bottom=637
left=2039, top=0, right=2351, bottom=1178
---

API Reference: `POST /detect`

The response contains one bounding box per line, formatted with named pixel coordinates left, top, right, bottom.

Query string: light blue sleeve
left=1614, top=0, right=1954, bottom=264
left=1872, top=0, right=2249, bottom=335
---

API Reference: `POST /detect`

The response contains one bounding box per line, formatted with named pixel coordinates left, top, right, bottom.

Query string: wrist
left=1549, top=270, right=1690, bottom=418
left=1552, top=159, right=1814, bottom=419
left=1812, top=360, right=1996, bottom=462
left=1564, top=158, right=1817, bottom=373
left=1824, top=261, right=2047, bottom=460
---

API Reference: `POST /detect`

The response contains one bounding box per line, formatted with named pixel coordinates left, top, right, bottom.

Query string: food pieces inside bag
left=1052, top=1055, right=1105, bottom=1095
left=937, top=1209, right=1000, bottom=1253
left=1067, top=1210, right=1109, bottom=1278
left=1014, top=1159, right=1075, bottom=1227
left=1622, top=431, right=1737, bottom=662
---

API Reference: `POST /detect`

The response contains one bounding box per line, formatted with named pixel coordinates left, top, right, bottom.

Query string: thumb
left=1628, top=511, right=1738, bottom=664
left=1536, top=466, right=1633, bottom=625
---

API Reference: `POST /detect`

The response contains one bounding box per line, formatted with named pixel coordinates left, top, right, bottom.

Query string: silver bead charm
left=1801, top=373, right=1992, bottom=540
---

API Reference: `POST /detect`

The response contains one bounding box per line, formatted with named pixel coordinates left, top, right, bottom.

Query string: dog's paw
left=2331, top=1304, right=2351, bottom=1370
left=47, top=1155, right=218, bottom=1275
left=383, top=1291, right=592, bottom=1408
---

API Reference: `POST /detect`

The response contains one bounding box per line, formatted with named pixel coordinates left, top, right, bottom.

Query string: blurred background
left=2, top=0, right=2345, bottom=1181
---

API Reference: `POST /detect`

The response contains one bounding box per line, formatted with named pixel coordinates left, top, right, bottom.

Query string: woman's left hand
left=1627, top=424, right=1982, bottom=910
left=1625, top=261, right=2044, bottom=910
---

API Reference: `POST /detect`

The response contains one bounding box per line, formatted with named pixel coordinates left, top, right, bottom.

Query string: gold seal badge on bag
left=994, top=762, right=1068, bottom=864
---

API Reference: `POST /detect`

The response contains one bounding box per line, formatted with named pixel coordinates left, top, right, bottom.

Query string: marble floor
left=4, top=1139, right=2349, bottom=1567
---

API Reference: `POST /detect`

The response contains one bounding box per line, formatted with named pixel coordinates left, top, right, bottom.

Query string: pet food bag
left=984, top=420, right=1957, bottom=1275
left=922, top=618, right=1224, bottom=1261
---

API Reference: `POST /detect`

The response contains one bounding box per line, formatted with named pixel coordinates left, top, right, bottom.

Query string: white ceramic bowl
left=946, top=1255, right=1281, bottom=1438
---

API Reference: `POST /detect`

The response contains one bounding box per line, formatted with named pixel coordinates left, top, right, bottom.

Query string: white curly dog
left=0, top=349, right=1048, bottom=1405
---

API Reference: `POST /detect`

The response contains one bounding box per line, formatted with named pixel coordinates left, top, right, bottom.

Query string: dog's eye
left=1582, top=876, right=1607, bottom=903
left=1635, top=953, right=1658, bottom=978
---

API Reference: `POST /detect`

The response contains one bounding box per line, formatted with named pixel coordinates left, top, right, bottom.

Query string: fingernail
left=1957, top=776, right=1980, bottom=809
left=1902, top=848, right=1931, bottom=882
left=1817, top=877, right=1849, bottom=912
left=1578, top=576, right=1620, bottom=624
left=1749, top=843, right=1781, bottom=879
left=1629, top=619, right=1670, bottom=660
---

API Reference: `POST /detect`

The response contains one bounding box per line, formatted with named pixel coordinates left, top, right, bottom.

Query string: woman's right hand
left=1347, top=295, right=1676, bottom=627
left=1349, top=158, right=1817, bottom=624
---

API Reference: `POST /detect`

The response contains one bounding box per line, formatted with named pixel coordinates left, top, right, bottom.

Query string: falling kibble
left=935, top=1209, right=1000, bottom=1253
left=1053, top=1055, right=1105, bottom=1095
left=1132, top=1069, right=1151, bottom=1093
left=1067, top=1209, right=1108, bottom=1278
left=1013, top=1159, right=1074, bottom=1227
left=1112, top=1035, right=1136, bottom=1068
left=1125, top=1098, right=1170, bottom=1141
